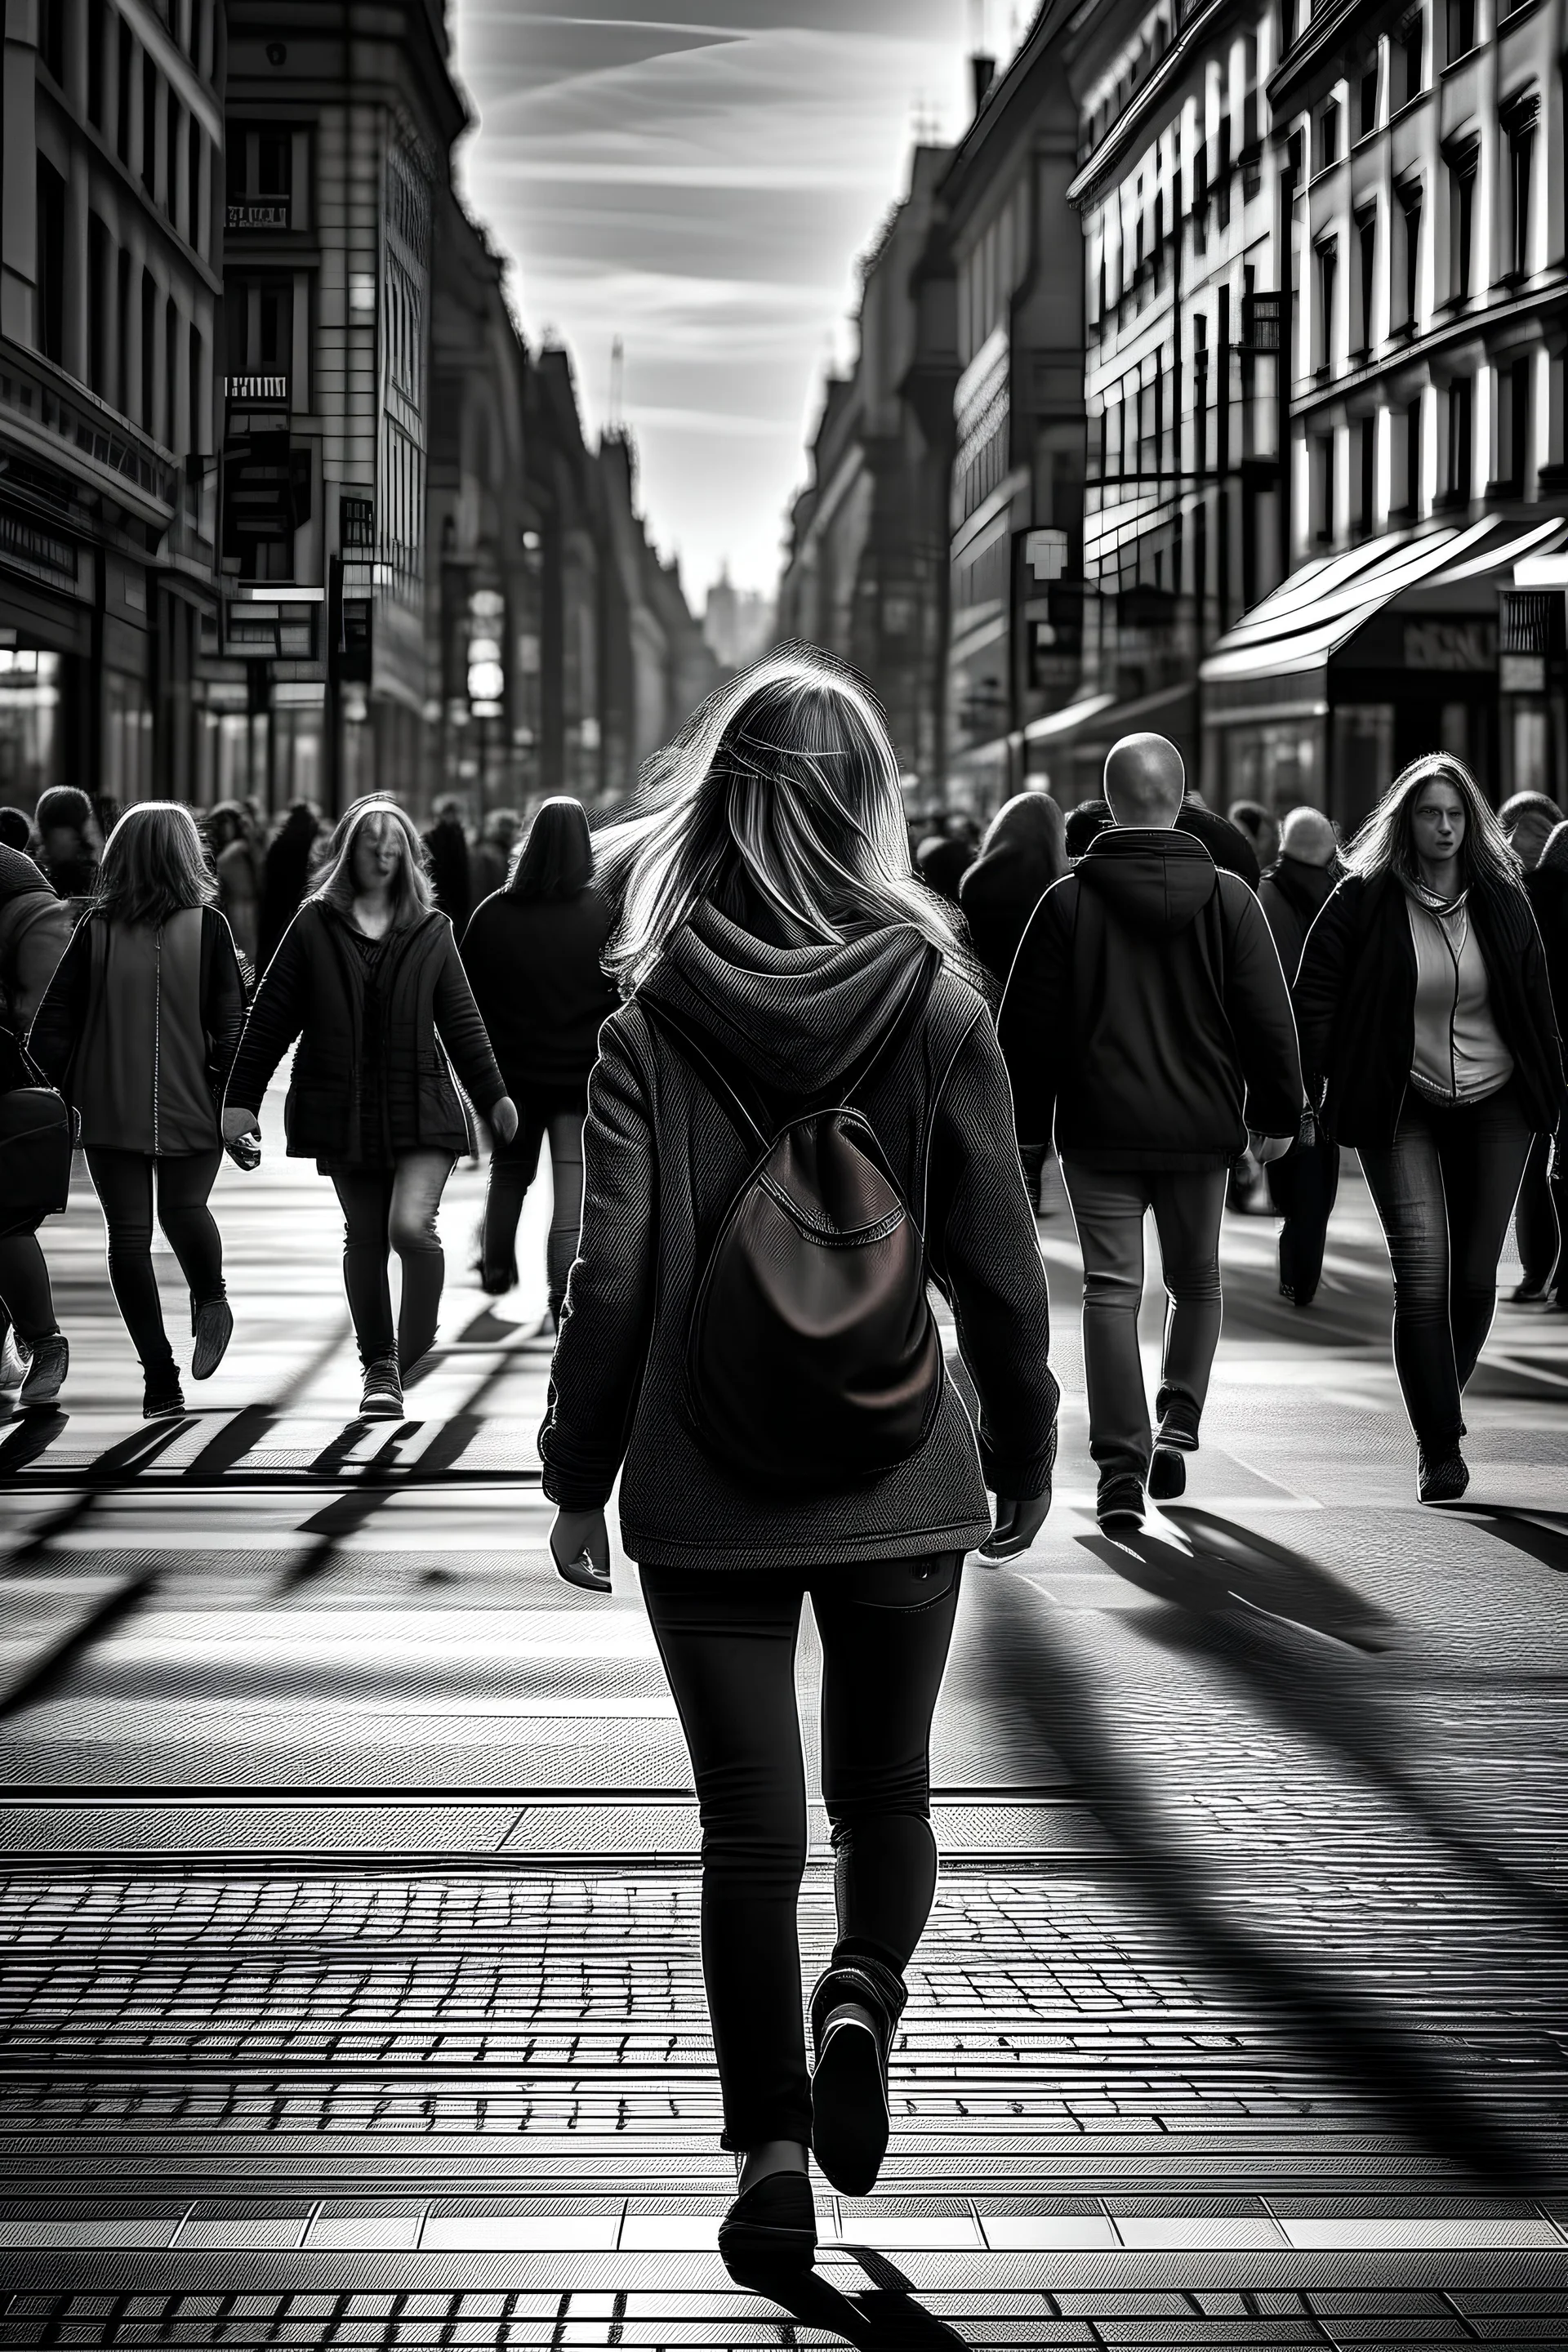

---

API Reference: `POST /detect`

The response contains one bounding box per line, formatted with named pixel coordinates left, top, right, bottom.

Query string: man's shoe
left=810, top=1955, right=904, bottom=2196
left=1147, top=1446, right=1186, bottom=1502
left=18, top=1331, right=68, bottom=1410
left=143, top=1379, right=186, bottom=1420
left=0, top=1329, right=29, bottom=1390
left=718, top=2172, right=816, bottom=2285
left=359, top=1353, right=403, bottom=1419
left=1153, top=1391, right=1201, bottom=1452
left=190, top=1295, right=234, bottom=1381
left=1509, top=1280, right=1549, bottom=1305
left=1096, top=1471, right=1146, bottom=1530
left=1418, top=1445, right=1469, bottom=1505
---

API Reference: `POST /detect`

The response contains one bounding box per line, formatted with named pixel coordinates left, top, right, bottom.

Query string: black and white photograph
left=0, top=0, right=1566, bottom=2343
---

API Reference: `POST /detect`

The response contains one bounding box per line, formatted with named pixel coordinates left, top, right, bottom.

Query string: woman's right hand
left=221, top=1107, right=260, bottom=1144
left=550, top=1506, right=612, bottom=1592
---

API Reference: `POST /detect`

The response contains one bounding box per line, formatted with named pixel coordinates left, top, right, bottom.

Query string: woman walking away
left=1259, top=807, right=1343, bottom=1307
left=0, top=845, right=74, bottom=1405
left=1295, top=755, right=1563, bottom=1503
left=28, top=805, right=246, bottom=1417
left=960, top=791, right=1071, bottom=1214
left=460, top=798, right=617, bottom=1321
left=222, top=798, right=516, bottom=1421
left=257, top=801, right=318, bottom=974
left=540, top=654, right=1059, bottom=2311
left=208, top=802, right=261, bottom=971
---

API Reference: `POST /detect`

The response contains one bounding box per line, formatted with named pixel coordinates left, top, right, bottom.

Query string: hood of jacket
left=1074, top=825, right=1218, bottom=938
left=0, top=845, right=51, bottom=913
left=1265, top=852, right=1339, bottom=927
left=960, top=826, right=1063, bottom=915
left=639, top=898, right=933, bottom=1096
left=1536, top=819, right=1568, bottom=881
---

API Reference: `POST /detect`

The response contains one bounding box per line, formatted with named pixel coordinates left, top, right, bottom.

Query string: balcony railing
left=0, top=336, right=178, bottom=522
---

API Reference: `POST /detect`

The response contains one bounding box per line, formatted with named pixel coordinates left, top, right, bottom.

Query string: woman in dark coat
left=257, top=802, right=319, bottom=974
left=958, top=790, right=1070, bottom=994
left=0, top=846, right=74, bottom=1405
left=540, top=655, right=1060, bottom=2313
left=460, top=797, right=617, bottom=1322
left=1294, top=753, right=1563, bottom=1502
left=28, top=805, right=247, bottom=1417
left=224, top=798, right=516, bottom=1420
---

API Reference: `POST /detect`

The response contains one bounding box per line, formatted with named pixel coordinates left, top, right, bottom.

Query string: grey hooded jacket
left=539, top=902, right=1059, bottom=1569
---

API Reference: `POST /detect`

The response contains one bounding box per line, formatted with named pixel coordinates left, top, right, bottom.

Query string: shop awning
left=1200, top=515, right=1568, bottom=688
left=1022, top=679, right=1191, bottom=742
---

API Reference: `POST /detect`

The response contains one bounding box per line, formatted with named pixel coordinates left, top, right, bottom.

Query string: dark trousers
left=85, top=1148, right=224, bottom=1383
left=1359, top=1084, right=1534, bottom=1450
left=479, top=1099, right=585, bottom=1312
left=330, top=1149, right=454, bottom=1371
left=1267, top=1134, right=1342, bottom=1307
left=640, top=1555, right=963, bottom=2152
left=0, top=1231, right=56, bottom=1347
left=1061, top=1160, right=1228, bottom=1478
left=1514, top=1129, right=1563, bottom=1299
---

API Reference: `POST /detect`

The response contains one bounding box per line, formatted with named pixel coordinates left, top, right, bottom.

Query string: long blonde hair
left=601, top=647, right=969, bottom=993
left=310, top=798, right=434, bottom=929
left=1345, top=753, right=1522, bottom=893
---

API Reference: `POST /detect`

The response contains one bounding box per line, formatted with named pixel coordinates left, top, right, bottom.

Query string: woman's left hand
left=550, top=1507, right=611, bottom=1592
left=491, top=1095, right=519, bottom=1145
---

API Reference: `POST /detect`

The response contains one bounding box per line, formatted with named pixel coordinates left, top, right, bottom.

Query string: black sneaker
left=1153, top=1391, right=1201, bottom=1452
left=143, top=1379, right=186, bottom=1420
left=190, top=1295, right=234, bottom=1381
left=1096, top=1470, right=1146, bottom=1530
left=810, top=1956, right=904, bottom=2197
left=1418, top=1445, right=1469, bottom=1505
left=359, top=1353, right=403, bottom=1419
left=1147, top=1446, right=1186, bottom=1502
left=718, top=2171, right=816, bottom=2287
left=18, top=1331, right=68, bottom=1410
left=1508, top=1280, right=1548, bottom=1305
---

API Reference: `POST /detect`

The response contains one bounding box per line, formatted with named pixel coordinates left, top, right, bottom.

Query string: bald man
left=1258, top=805, right=1343, bottom=1308
left=1000, top=733, right=1304, bottom=1529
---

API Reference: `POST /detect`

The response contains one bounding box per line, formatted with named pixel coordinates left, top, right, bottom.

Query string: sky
left=448, top=3, right=1013, bottom=608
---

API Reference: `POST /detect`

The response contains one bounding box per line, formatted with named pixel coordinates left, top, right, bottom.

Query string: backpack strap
left=639, top=995, right=770, bottom=1151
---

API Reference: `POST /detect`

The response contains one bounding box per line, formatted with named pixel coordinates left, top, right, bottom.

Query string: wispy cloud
left=452, top=1, right=972, bottom=594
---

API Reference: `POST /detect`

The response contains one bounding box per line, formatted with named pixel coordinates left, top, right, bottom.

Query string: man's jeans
left=1061, top=1160, right=1228, bottom=1479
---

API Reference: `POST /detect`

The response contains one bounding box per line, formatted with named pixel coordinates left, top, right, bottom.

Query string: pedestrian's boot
left=1417, top=1442, right=1468, bottom=1505
left=190, top=1294, right=234, bottom=1382
left=142, top=1373, right=186, bottom=1420
left=718, top=2170, right=817, bottom=2287
left=809, top=1950, right=906, bottom=2196
left=18, top=1330, right=68, bottom=1410
left=1096, top=1468, right=1146, bottom=1530
left=1148, top=1388, right=1201, bottom=1501
left=359, top=1352, right=403, bottom=1420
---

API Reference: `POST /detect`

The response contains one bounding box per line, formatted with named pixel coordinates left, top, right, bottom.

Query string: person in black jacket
left=960, top=791, right=1071, bottom=1211
left=1499, top=794, right=1566, bottom=1303
left=1258, top=807, right=1343, bottom=1307
left=460, top=798, right=617, bottom=1321
left=28, top=805, right=247, bottom=1416
left=1294, top=755, right=1563, bottom=1503
left=257, top=802, right=318, bottom=974
left=1060, top=788, right=1262, bottom=888
left=422, top=797, right=472, bottom=936
left=0, top=846, right=74, bottom=1405
left=541, top=654, right=1059, bottom=2304
left=1000, top=733, right=1303, bottom=1530
left=1522, top=817, right=1568, bottom=1310
left=223, top=798, right=516, bottom=1420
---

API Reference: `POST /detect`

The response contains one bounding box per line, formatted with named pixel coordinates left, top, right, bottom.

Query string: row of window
left=1311, top=0, right=1535, bottom=171
left=38, top=0, right=215, bottom=264
left=33, top=158, right=206, bottom=450
left=1308, top=356, right=1535, bottom=540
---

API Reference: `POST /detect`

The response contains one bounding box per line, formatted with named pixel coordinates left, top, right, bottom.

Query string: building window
left=188, top=121, right=203, bottom=255
left=189, top=327, right=204, bottom=459
left=1358, top=416, right=1376, bottom=528
left=1316, top=241, right=1338, bottom=371
left=1356, top=210, right=1376, bottom=352
left=165, top=301, right=180, bottom=448
left=167, top=97, right=182, bottom=225
left=1398, top=184, right=1422, bottom=327
left=142, top=54, right=158, bottom=195
left=1403, top=395, right=1423, bottom=510
left=38, top=0, right=65, bottom=82
left=1446, top=376, right=1473, bottom=501
left=1448, top=149, right=1477, bottom=301
left=87, top=0, right=105, bottom=123
left=34, top=160, right=66, bottom=365
left=88, top=214, right=111, bottom=398
left=1358, top=63, right=1379, bottom=138
left=1396, top=9, right=1425, bottom=105
left=1317, top=98, right=1341, bottom=172
left=1446, top=0, right=1476, bottom=60
left=1315, top=436, right=1335, bottom=540
left=117, top=21, right=133, bottom=162
left=1501, top=354, right=1531, bottom=489
left=117, top=246, right=131, bottom=415
left=140, top=270, right=157, bottom=436
left=1509, top=118, right=1535, bottom=279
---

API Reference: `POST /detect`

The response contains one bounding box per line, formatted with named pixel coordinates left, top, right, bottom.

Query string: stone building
left=599, top=429, right=718, bottom=799
left=0, top=0, right=224, bottom=815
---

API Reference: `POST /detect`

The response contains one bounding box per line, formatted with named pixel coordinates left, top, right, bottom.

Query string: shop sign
left=1403, top=621, right=1494, bottom=672
left=1499, top=652, right=1547, bottom=694
left=226, top=200, right=291, bottom=232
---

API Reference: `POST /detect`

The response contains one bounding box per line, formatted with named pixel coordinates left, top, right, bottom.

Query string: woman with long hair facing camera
left=459, top=796, right=617, bottom=1322
left=1295, top=754, right=1563, bottom=1501
left=222, top=797, right=516, bottom=1421
left=540, top=653, right=1059, bottom=2306
left=27, top=804, right=247, bottom=1416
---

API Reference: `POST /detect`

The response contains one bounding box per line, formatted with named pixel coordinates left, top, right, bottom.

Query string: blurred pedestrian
left=541, top=654, right=1058, bottom=2300
left=1259, top=807, right=1343, bottom=1307
left=33, top=785, right=101, bottom=914
left=0, top=845, right=74, bottom=1405
left=0, top=808, right=31, bottom=853
left=1000, top=733, right=1302, bottom=1530
left=1499, top=794, right=1565, bottom=1303
left=914, top=831, right=969, bottom=904
left=460, top=798, right=617, bottom=1323
left=223, top=798, right=516, bottom=1421
left=469, top=808, right=519, bottom=905
left=1228, top=798, right=1280, bottom=876
left=27, top=805, right=246, bottom=1417
left=1295, top=755, right=1563, bottom=1503
left=960, top=791, right=1071, bottom=1213
left=258, top=801, right=319, bottom=973
left=1524, top=817, right=1568, bottom=1310
left=207, top=801, right=261, bottom=971
left=422, top=795, right=472, bottom=935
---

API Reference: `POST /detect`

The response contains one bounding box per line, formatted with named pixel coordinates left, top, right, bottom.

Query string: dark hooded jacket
left=0, top=847, right=74, bottom=1092
left=959, top=799, right=1070, bottom=992
left=461, top=884, right=618, bottom=1098
left=1526, top=822, right=1568, bottom=1061
left=998, top=826, right=1303, bottom=1168
left=1063, top=796, right=1262, bottom=889
left=1259, top=853, right=1340, bottom=983
left=539, top=900, right=1059, bottom=1569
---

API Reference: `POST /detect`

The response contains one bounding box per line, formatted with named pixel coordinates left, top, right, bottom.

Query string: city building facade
left=1, top=0, right=224, bottom=816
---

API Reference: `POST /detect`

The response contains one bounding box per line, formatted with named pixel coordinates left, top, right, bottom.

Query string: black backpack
left=647, top=953, right=943, bottom=1493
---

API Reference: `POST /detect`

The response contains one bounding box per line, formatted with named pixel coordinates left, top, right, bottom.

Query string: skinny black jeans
left=640, top=1554, right=963, bottom=2152
left=1514, top=1126, right=1564, bottom=1299
left=1359, top=1083, right=1534, bottom=1450
left=0, top=1232, right=56, bottom=1346
left=479, top=1096, right=586, bottom=1312
left=85, top=1148, right=225, bottom=1383
left=330, top=1150, right=454, bottom=1372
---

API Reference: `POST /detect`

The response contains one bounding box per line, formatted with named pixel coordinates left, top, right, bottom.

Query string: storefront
left=1199, top=516, right=1568, bottom=828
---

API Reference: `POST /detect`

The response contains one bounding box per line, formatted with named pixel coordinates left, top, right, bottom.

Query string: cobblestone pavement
left=0, top=1114, right=1565, bottom=2345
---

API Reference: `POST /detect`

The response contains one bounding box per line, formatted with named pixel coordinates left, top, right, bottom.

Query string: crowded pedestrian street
left=0, top=1107, right=1564, bottom=2349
